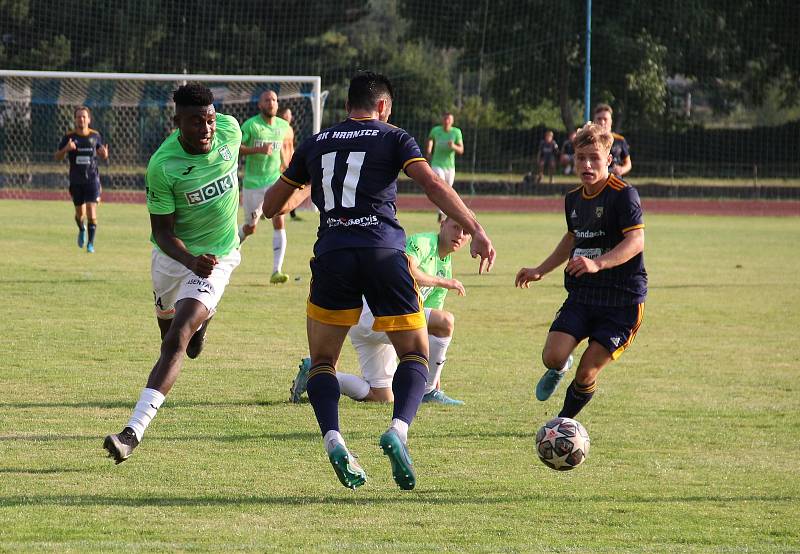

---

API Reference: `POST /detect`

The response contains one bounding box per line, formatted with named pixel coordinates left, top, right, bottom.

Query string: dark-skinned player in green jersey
left=104, top=84, right=243, bottom=464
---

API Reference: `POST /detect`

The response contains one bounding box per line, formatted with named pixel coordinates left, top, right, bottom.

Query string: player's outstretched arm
left=150, top=213, right=217, bottom=278
left=515, top=232, right=573, bottom=288
left=262, top=178, right=310, bottom=218
left=405, top=161, right=496, bottom=274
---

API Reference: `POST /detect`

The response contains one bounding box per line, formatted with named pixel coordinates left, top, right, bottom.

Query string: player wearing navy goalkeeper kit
left=516, top=121, right=646, bottom=419
left=55, top=106, right=109, bottom=253
left=263, top=71, right=495, bottom=490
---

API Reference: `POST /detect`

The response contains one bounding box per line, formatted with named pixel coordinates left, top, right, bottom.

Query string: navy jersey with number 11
left=281, top=117, right=425, bottom=256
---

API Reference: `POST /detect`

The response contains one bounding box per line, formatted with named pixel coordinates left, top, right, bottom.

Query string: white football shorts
left=151, top=247, right=241, bottom=319
left=241, top=178, right=278, bottom=226
left=347, top=302, right=432, bottom=388
left=432, top=166, right=455, bottom=186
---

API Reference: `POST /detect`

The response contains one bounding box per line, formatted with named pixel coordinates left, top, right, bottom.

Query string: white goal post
left=0, top=70, right=325, bottom=193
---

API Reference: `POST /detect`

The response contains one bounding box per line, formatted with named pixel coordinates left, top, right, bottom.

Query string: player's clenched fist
left=188, top=254, right=218, bottom=279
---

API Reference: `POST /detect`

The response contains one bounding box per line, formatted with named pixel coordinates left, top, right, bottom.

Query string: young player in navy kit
left=593, top=103, right=632, bottom=178
left=263, top=71, right=495, bottom=490
left=515, top=121, right=646, bottom=419
left=55, top=106, right=109, bottom=253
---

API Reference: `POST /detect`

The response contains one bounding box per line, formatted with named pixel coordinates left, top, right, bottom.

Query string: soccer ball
left=535, top=417, right=590, bottom=471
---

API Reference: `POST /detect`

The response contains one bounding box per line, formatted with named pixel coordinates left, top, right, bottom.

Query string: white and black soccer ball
left=535, top=417, right=590, bottom=471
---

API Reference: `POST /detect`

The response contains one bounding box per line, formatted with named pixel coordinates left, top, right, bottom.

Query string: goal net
left=0, top=70, right=324, bottom=201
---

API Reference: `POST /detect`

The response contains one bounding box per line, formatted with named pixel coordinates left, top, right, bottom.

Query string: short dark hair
left=74, top=106, right=91, bottom=117
left=593, top=103, right=613, bottom=117
left=173, top=83, right=214, bottom=107
left=347, top=71, right=393, bottom=111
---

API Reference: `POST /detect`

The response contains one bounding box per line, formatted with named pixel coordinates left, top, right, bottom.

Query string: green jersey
left=146, top=113, right=242, bottom=257
left=241, top=114, right=291, bottom=189
left=406, top=231, right=452, bottom=310
left=428, top=125, right=463, bottom=170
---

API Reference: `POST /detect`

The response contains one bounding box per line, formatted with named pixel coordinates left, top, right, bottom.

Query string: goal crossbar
left=0, top=70, right=323, bottom=133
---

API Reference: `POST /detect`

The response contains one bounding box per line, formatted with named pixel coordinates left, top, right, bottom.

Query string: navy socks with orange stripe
left=391, top=352, right=429, bottom=428
left=87, top=221, right=97, bottom=245
left=558, top=380, right=597, bottom=419
left=306, top=363, right=340, bottom=436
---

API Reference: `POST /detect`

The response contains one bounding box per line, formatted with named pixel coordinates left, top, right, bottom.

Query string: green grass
left=5, top=162, right=800, bottom=187
left=2, top=200, right=799, bottom=552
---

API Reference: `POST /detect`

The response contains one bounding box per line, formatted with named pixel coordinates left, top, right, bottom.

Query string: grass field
left=2, top=200, right=799, bottom=552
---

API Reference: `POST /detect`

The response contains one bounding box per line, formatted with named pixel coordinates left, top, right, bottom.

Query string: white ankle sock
left=323, top=430, right=345, bottom=454
left=389, top=418, right=409, bottom=444
left=273, top=229, right=287, bottom=272
left=425, top=334, right=452, bottom=393
left=337, top=373, right=371, bottom=400
left=126, top=388, right=165, bottom=442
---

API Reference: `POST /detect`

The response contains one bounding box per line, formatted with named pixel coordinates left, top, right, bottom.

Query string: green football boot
left=328, top=443, right=367, bottom=489
left=379, top=429, right=416, bottom=490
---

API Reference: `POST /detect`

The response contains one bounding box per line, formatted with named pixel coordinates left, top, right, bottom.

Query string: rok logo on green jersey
left=218, top=144, right=232, bottom=161
left=185, top=169, right=237, bottom=205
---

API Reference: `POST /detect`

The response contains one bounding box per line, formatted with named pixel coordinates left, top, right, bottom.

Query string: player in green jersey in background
left=290, top=216, right=470, bottom=405
left=103, top=84, right=243, bottom=464
left=238, top=90, right=295, bottom=284
left=426, top=112, right=464, bottom=222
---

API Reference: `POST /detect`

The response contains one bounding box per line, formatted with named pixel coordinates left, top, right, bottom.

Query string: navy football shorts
left=549, top=298, right=644, bottom=360
left=307, top=247, right=425, bottom=332
left=69, top=181, right=101, bottom=206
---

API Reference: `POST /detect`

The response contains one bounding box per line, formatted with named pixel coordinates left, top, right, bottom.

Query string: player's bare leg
left=104, top=298, right=208, bottom=464
left=558, top=341, right=613, bottom=419
left=306, top=317, right=366, bottom=489
left=536, top=331, right=578, bottom=401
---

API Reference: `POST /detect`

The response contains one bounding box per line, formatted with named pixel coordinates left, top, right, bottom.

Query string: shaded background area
left=1, top=0, right=799, bottom=193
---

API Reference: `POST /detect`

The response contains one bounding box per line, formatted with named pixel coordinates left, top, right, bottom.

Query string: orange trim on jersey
left=68, top=128, right=99, bottom=137
left=280, top=175, right=305, bottom=189
left=350, top=117, right=377, bottom=121
left=622, top=224, right=645, bottom=233
left=306, top=301, right=362, bottom=326
left=581, top=180, right=608, bottom=199
left=612, top=132, right=625, bottom=140
left=403, top=157, right=426, bottom=170
left=611, top=303, right=645, bottom=360
left=608, top=175, right=627, bottom=189
left=373, top=310, right=426, bottom=332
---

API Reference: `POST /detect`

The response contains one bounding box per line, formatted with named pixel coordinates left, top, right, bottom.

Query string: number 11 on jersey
left=320, top=151, right=366, bottom=212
